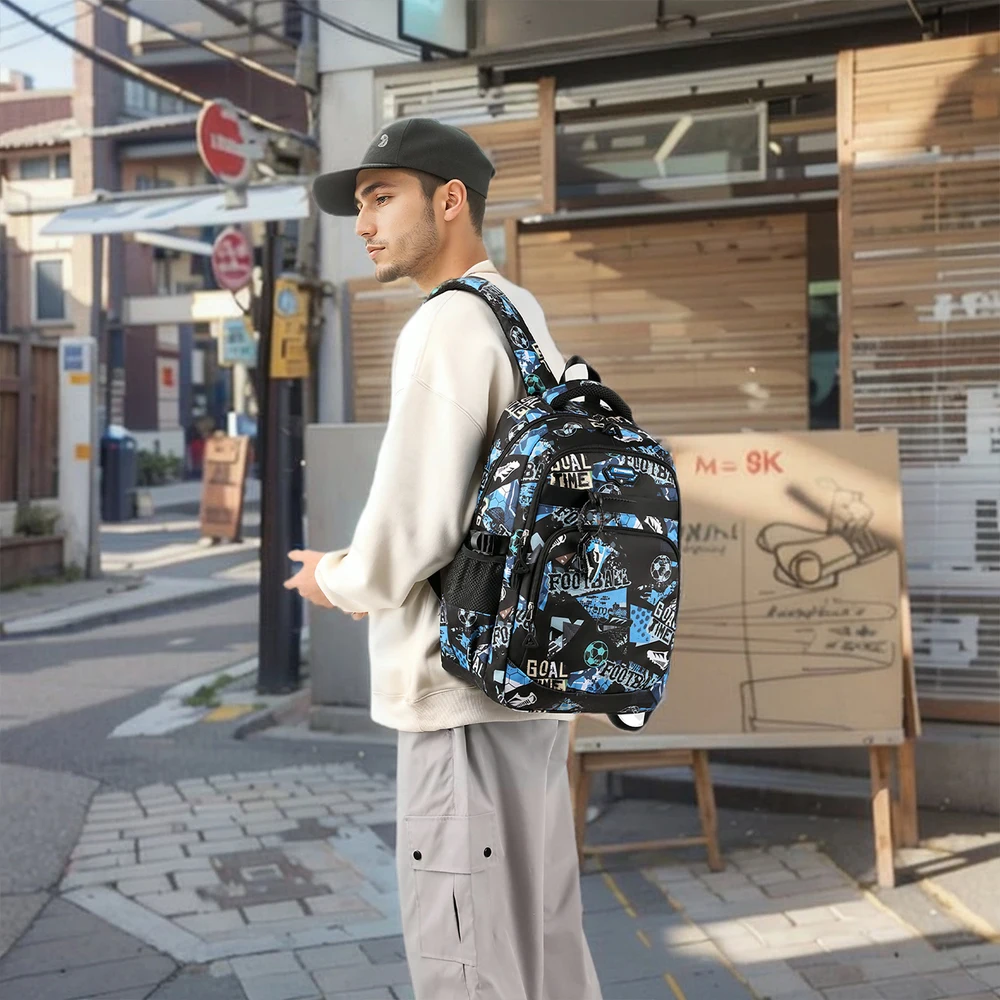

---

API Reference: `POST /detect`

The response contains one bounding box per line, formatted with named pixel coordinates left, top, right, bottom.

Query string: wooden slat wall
left=0, top=339, right=59, bottom=503
left=347, top=279, right=424, bottom=423
left=839, top=32, right=1000, bottom=714
left=465, top=111, right=552, bottom=223
left=517, top=214, right=808, bottom=440
left=0, top=341, right=18, bottom=504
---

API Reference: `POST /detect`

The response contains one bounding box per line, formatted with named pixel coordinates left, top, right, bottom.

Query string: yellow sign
left=69, top=372, right=91, bottom=385
left=74, top=443, right=91, bottom=460
left=270, top=277, right=311, bottom=379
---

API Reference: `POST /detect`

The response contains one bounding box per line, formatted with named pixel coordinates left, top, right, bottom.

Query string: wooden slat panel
left=840, top=32, right=1000, bottom=715
left=518, top=214, right=808, bottom=441
left=0, top=341, right=19, bottom=503
left=347, top=279, right=424, bottom=423
left=30, top=344, right=58, bottom=499
left=462, top=118, right=546, bottom=223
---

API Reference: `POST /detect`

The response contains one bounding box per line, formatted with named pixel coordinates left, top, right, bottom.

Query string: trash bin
left=100, top=427, right=138, bottom=522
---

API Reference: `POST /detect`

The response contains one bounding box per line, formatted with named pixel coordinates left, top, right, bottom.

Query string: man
left=284, top=118, right=602, bottom=1000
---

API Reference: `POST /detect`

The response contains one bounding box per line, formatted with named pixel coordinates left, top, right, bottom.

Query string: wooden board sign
left=199, top=434, right=250, bottom=542
left=575, top=430, right=909, bottom=751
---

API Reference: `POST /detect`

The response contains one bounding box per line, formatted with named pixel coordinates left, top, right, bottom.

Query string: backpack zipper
left=511, top=445, right=676, bottom=576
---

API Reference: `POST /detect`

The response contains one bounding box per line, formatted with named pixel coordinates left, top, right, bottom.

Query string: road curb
left=232, top=686, right=311, bottom=740
left=0, top=581, right=258, bottom=639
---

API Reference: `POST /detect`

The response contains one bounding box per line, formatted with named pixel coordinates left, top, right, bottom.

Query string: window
left=54, top=153, right=70, bottom=178
left=19, top=156, right=51, bottom=179
left=124, top=77, right=196, bottom=117
left=34, top=259, right=66, bottom=322
left=558, top=105, right=767, bottom=197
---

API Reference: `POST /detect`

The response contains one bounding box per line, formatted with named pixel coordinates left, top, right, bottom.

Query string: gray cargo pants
left=396, top=719, right=603, bottom=1000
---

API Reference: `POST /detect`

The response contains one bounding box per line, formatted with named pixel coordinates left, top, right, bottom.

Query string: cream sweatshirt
left=315, top=261, right=569, bottom=732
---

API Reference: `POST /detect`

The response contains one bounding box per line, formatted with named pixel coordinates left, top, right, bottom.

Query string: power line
left=0, top=0, right=73, bottom=33
left=0, top=0, right=314, bottom=145
left=90, top=0, right=315, bottom=94
left=289, top=0, right=420, bottom=59
left=0, top=7, right=88, bottom=54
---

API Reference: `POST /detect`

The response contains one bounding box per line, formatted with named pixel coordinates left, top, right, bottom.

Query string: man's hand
left=284, top=549, right=367, bottom=619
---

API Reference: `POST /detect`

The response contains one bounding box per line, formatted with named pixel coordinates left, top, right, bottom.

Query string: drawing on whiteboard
left=756, top=481, right=892, bottom=591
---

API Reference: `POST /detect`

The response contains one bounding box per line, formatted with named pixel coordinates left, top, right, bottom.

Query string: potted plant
left=0, top=504, right=65, bottom=590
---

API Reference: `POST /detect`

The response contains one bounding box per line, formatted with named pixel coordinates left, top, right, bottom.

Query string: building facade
left=314, top=0, right=999, bottom=800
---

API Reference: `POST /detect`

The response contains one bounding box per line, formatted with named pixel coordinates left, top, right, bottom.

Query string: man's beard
left=374, top=201, right=440, bottom=283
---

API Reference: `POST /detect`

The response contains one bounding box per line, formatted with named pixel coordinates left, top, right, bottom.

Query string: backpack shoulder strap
left=425, top=276, right=558, bottom=397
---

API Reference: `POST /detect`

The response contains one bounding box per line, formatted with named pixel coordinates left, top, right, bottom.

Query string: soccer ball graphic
left=650, top=555, right=673, bottom=586
left=584, top=641, right=609, bottom=668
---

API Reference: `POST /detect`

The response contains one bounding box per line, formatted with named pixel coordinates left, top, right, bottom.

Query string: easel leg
left=869, top=746, right=896, bottom=889
left=896, top=739, right=919, bottom=848
left=691, top=750, right=724, bottom=872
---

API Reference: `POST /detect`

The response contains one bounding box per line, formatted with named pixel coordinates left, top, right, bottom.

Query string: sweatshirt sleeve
left=314, top=296, right=498, bottom=613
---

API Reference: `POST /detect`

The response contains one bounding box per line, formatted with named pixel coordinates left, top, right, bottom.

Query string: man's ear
left=441, top=180, right=468, bottom=224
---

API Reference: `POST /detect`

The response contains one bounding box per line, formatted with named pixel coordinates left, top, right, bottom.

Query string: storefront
left=343, top=29, right=999, bottom=726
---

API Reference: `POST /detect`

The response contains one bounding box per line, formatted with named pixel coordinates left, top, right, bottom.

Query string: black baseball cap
left=312, top=117, right=496, bottom=217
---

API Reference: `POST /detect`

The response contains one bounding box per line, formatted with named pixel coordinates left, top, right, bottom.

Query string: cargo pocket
left=404, top=812, right=499, bottom=967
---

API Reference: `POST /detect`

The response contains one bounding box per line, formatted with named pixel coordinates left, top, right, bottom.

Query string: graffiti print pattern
left=427, top=277, right=681, bottom=730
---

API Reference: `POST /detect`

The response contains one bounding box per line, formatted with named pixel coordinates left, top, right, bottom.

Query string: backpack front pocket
left=514, top=527, right=679, bottom=698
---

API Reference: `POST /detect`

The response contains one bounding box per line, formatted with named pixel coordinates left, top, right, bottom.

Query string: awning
left=40, top=183, right=309, bottom=235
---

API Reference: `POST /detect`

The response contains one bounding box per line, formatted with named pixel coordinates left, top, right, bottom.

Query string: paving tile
left=973, top=967, right=1000, bottom=988
left=174, top=869, right=223, bottom=889
left=296, top=943, right=369, bottom=971
left=313, top=961, right=412, bottom=993
left=117, top=875, right=173, bottom=896
left=823, top=987, right=882, bottom=1000
left=188, top=837, right=262, bottom=856
left=951, top=946, right=1000, bottom=969
left=360, top=937, right=408, bottom=966
left=135, top=889, right=215, bottom=916
left=875, top=978, right=944, bottom=1000
left=176, top=910, right=248, bottom=935
left=243, top=901, right=307, bottom=923
left=230, top=951, right=303, bottom=978
left=801, top=964, right=865, bottom=989
left=932, top=970, right=1000, bottom=996
left=744, top=968, right=812, bottom=996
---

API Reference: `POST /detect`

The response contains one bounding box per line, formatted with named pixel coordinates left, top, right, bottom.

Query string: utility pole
left=255, top=221, right=302, bottom=693
left=255, top=0, right=318, bottom=694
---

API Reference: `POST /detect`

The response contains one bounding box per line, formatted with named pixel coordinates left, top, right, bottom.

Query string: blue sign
left=63, top=344, right=85, bottom=371
left=220, top=317, right=258, bottom=366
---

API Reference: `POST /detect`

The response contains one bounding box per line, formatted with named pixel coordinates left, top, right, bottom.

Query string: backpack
left=428, top=277, right=680, bottom=733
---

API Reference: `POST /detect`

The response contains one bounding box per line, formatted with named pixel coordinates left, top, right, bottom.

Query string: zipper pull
left=524, top=601, right=538, bottom=647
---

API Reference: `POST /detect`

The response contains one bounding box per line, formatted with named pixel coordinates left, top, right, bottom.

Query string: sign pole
left=256, top=222, right=301, bottom=694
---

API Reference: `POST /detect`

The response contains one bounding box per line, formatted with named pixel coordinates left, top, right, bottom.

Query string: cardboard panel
left=576, top=430, right=907, bottom=749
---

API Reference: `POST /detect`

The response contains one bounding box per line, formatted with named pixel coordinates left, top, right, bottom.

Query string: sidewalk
left=1, top=487, right=261, bottom=637
left=2, top=719, right=997, bottom=1000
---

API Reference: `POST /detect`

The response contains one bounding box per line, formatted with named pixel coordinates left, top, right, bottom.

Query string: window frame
left=18, top=155, right=52, bottom=180
left=32, top=255, right=69, bottom=325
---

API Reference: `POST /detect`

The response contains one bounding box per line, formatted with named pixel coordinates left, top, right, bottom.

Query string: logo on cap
left=377, top=134, right=388, bottom=148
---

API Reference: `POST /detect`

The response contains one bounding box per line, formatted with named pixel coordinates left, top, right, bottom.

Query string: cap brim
left=312, top=168, right=362, bottom=216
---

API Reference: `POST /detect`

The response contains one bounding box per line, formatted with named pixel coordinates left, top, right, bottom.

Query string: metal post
left=256, top=222, right=301, bottom=694
left=87, top=233, right=104, bottom=579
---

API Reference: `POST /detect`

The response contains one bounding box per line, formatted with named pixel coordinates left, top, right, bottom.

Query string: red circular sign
left=197, top=99, right=254, bottom=186
left=211, top=227, right=254, bottom=292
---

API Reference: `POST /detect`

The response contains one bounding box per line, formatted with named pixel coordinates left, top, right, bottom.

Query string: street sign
left=219, top=316, right=258, bottom=367
left=211, top=227, right=254, bottom=292
left=196, top=99, right=264, bottom=187
left=270, top=277, right=311, bottom=379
